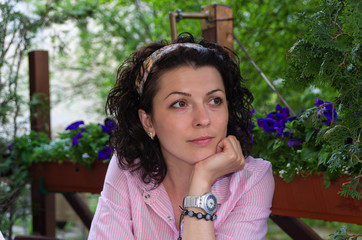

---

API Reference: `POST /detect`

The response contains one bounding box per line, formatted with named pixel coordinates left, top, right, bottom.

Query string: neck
left=163, top=158, right=195, bottom=202
left=164, top=165, right=192, bottom=196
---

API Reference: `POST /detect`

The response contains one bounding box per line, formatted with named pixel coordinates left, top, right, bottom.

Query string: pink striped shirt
left=88, top=155, right=274, bottom=239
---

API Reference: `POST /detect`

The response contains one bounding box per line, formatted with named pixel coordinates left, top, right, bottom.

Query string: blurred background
left=1, top=0, right=360, bottom=239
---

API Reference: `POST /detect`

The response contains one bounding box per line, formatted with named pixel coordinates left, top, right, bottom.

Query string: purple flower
left=72, top=129, right=86, bottom=146
left=314, top=98, right=338, bottom=126
left=100, top=118, right=116, bottom=135
left=257, top=118, right=276, bottom=133
left=267, top=104, right=290, bottom=121
left=66, top=121, right=85, bottom=131
left=345, top=138, right=353, bottom=145
left=275, top=119, right=289, bottom=139
left=315, top=97, right=324, bottom=106
left=287, top=138, right=304, bottom=148
left=8, top=143, right=14, bottom=152
left=97, top=146, right=113, bottom=160
left=257, top=104, right=294, bottom=138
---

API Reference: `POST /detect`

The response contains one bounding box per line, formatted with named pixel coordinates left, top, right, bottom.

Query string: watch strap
left=183, top=195, right=201, bottom=209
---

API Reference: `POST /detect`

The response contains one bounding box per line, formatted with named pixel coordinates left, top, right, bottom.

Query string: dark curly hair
left=106, top=33, right=254, bottom=187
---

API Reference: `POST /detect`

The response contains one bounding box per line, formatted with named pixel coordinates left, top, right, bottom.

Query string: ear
left=138, top=109, right=155, bottom=138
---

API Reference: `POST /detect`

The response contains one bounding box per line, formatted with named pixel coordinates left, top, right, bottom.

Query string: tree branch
left=331, top=20, right=354, bottom=40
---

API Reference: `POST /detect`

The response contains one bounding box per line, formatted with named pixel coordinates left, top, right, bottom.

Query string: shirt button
left=144, top=194, right=150, bottom=199
left=167, top=216, right=172, bottom=221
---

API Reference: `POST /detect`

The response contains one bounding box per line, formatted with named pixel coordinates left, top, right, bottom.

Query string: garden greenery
left=252, top=99, right=361, bottom=199
left=10, top=118, right=115, bottom=169
left=254, top=0, right=361, bottom=200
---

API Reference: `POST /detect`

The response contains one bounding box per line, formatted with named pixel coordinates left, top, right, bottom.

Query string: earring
left=148, top=131, right=154, bottom=140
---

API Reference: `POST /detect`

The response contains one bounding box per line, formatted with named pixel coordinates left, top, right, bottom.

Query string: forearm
left=181, top=169, right=216, bottom=240
left=181, top=136, right=244, bottom=239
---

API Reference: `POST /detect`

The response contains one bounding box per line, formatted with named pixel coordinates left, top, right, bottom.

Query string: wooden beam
left=63, top=193, right=94, bottom=230
left=270, top=215, right=323, bottom=240
left=29, top=50, right=55, bottom=237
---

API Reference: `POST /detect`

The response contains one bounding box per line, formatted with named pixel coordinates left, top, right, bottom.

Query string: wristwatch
left=183, top=192, right=217, bottom=214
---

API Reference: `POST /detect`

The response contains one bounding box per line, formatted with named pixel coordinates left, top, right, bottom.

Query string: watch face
left=206, top=194, right=217, bottom=213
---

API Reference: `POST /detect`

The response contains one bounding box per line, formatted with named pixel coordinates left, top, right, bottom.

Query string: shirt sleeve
left=216, top=160, right=275, bottom=240
left=88, top=154, right=135, bottom=240
left=0, top=230, right=5, bottom=240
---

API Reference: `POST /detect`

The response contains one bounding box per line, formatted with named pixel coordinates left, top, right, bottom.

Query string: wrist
left=188, top=168, right=212, bottom=195
left=182, top=192, right=217, bottom=215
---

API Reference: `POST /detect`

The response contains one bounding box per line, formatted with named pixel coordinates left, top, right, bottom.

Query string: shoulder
left=105, top=153, right=143, bottom=183
left=102, top=154, right=145, bottom=201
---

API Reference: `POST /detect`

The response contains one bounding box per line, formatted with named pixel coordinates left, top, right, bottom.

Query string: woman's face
left=139, top=65, right=228, bottom=167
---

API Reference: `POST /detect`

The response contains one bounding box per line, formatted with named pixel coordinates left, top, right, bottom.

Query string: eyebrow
left=164, top=89, right=224, bottom=100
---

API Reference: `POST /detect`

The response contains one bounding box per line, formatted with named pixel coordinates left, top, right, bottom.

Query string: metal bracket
left=169, top=9, right=210, bottom=41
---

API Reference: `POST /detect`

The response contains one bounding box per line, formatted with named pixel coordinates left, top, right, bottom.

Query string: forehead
left=155, top=65, right=225, bottom=96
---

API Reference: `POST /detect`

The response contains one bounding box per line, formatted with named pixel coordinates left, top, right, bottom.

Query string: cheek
left=153, top=114, right=185, bottom=138
left=216, top=109, right=229, bottom=135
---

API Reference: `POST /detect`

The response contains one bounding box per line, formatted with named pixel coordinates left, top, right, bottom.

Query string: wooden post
left=201, top=4, right=233, bottom=52
left=169, top=11, right=178, bottom=42
left=29, top=51, right=51, bottom=134
left=29, top=50, right=56, bottom=237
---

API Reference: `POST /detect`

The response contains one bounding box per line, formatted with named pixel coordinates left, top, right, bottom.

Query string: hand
left=191, top=135, right=245, bottom=188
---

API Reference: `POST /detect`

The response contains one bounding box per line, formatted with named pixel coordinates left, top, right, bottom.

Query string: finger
left=226, top=136, right=245, bottom=168
left=216, top=141, right=224, bottom=153
left=225, top=136, right=241, bottom=158
left=216, top=137, right=229, bottom=153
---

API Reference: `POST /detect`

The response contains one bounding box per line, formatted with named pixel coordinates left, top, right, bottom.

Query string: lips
left=189, top=136, right=213, bottom=146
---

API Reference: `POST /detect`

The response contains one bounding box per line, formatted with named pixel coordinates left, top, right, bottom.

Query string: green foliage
left=329, top=225, right=362, bottom=240
left=1, top=0, right=51, bottom=142
left=50, top=122, right=110, bottom=168
left=0, top=159, right=31, bottom=240
left=253, top=103, right=361, bottom=199
left=264, top=0, right=362, bottom=199
left=2, top=118, right=113, bottom=236
left=33, top=0, right=332, bottom=114
left=9, top=131, right=50, bottom=167
left=9, top=120, right=112, bottom=169
left=0, top=1, right=54, bottom=236
left=338, top=176, right=362, bottom=200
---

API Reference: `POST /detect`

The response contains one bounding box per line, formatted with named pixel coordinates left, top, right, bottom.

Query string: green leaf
left=300, top=146, right=319, bottom=162
left=305, top=130, right=315, bottom=142
left=323, top=172, right=331, bottom=189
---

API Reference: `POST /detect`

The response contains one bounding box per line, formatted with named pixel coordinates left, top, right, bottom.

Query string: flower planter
left=271, top=174, right=362, bottom=225
left=32, top=161, right=361, bottom=225
left=31, top=161, right=108, bottom=194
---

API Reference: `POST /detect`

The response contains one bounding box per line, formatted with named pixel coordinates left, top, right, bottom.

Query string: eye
left=209, top=97, right=223, bottom=105
left=171, top=100, right=187, bottom=108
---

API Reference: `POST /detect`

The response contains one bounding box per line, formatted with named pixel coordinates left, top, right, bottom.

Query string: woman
left=88, top=33, right=274, bottom=239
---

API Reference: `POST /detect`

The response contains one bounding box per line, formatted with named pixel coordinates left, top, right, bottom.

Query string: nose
left=193, top=104, right=211, bottom=127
